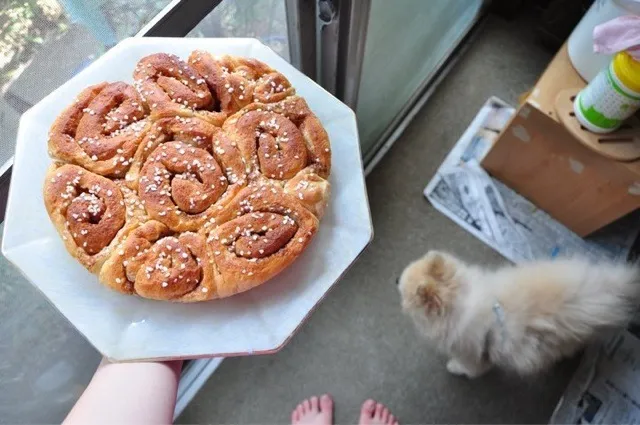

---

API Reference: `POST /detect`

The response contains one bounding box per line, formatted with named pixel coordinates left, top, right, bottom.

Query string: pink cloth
left=593, top=15, right=640, bottom=60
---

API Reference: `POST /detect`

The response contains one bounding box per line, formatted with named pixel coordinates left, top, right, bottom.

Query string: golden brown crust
left=224, top=96, right=331, bottom=179
left=99, top=221, right=220, bottom=301
left=133, top=53, right=226, bottom=126
left=44, top=52, right=331, bottom=302
left=137, top=141, right=245, bottom=232
left=48, top=82, right=150, bottom=177
left=125, top=115, right=246, bottom=189
left=188, top=51, right=295, bottom=115
left=43, top=164, right=144, bottom=273
left=284, top=167, right=331, bottom=219
left=205, top=180, right=318, bottom=298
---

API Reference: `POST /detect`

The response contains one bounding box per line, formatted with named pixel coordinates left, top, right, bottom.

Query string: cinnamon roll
left=48, top=82, right=150, bottom=177
left=137, top=140, right=246, bottom=232
left=133, top=53, right=225, bottom=125
left=188, top=51, right=295, bottom=115
left=223, top=96, right=331, bottom=180
left=125, top=115, right=246, bottom=188
left=43, top=50, right=332, bottom=302
left=205, top=181, right=318, bottom=298
left=99, top=220, right=218, bottom=301
left=43, top=164, right=144, bottom=272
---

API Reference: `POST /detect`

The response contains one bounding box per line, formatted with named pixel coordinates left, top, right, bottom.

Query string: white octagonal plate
left=2, top=38, right=372, bottom=361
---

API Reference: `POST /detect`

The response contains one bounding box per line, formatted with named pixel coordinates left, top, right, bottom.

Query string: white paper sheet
left=551, top=312, right=640, bottom=424
left=424, top=97, right=638, bottom=264
left=2, top=38, right=372, bottom=361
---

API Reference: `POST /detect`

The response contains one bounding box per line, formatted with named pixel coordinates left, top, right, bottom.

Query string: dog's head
left=398, top=250, right=462, bottom=318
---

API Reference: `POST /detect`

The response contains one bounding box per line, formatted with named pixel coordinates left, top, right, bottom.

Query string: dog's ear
left=417, top=284, right=442, bottom=315
left=425, top=252, right=454, bottom=281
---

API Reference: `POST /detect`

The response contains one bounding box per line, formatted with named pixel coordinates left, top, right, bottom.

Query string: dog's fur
left=398, top=251, right=640, bottom=378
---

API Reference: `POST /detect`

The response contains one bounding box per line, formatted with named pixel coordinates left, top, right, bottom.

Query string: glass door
left=355, top=0, right=485, bottom=161
left=318, top=0, right=486, bottom=164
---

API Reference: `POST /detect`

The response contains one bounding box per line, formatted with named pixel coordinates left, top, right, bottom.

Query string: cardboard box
left=482, top=44, right=640, bottom=236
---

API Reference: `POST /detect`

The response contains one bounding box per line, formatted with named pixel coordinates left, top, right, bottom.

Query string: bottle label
left=575, top=62, right=640, bottom=132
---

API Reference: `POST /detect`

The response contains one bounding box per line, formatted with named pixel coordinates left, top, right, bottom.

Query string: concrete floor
left=178, top=15, right=581, bottom=425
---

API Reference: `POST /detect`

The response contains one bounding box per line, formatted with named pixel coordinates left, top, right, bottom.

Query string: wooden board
left=555, top=88, right=640, bottom=162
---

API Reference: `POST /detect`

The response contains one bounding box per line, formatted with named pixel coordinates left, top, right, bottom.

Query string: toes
left=360, top=399, right=376, bottom=424
left=293, top=395, right=333, bottom=424
left=374, top=403, right=384, bottom=419
left=381, top=407, right=390, bottom=422
left=320, top=394, right=334, bottom=412
left=310, top=396, right=319, bottom=412
left=296, top=404, right=306, bottom=418
left=387, top=413, right=399, bottom=425
left=362, top=399, right=375, bottom=416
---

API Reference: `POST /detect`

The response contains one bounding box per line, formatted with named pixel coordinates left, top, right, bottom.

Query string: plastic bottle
left=574, top=51, right=640, bottom=133
left=569, top=0, right=640, bottom=81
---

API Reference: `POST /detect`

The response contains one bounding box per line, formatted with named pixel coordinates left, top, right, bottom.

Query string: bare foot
left=359, top=399, right=399, bottom=425
left=291, top=394, right=333, bottom=425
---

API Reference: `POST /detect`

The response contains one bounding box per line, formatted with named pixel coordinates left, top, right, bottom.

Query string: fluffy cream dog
left=398, top=251, right=640, bottom=378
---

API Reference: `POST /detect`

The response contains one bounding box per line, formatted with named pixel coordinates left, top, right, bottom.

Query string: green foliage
left=100, top=0, right=170, bottom=39
left=0, top=0, right=68, bottom=86
left=0, top=0, right=290, bottom=89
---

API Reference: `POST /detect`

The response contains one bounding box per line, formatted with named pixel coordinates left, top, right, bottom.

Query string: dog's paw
left=446, top=358, right=490, bottom=378
left=446, top=359, right=470, bottom=376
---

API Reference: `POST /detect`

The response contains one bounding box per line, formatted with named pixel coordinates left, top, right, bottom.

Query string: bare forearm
left=64, top=359, right=183, bottom=425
